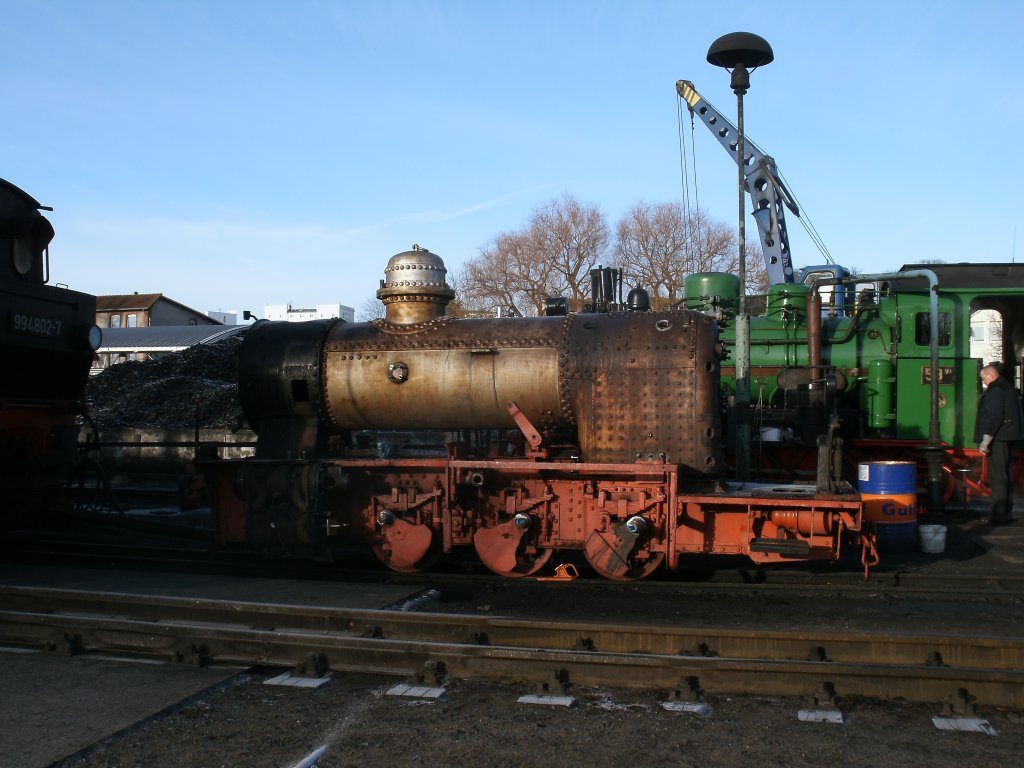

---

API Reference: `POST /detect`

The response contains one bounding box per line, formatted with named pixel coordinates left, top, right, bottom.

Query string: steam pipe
left=717, top=305, right=875, bottom=348
left=806, top=292, right=822, bottom=387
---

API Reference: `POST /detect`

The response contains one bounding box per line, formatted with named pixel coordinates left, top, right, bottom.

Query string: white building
left=970, top=309, right=1003, bottom=364
left=207, top=310, right=238, bottom=325
left=263, top=303, right=355, bottom=323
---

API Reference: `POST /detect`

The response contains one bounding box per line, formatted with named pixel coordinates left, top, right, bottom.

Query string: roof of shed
left=97, top=325, right=245, bottom=353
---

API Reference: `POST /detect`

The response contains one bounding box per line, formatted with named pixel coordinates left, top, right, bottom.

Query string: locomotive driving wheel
left=583, top=520, right=665, bottom=581
left=66, top=456, right=122, bottom=516
left=473, top=515, right=554, bottom=577
left=371, top=513, right=439, bottom=573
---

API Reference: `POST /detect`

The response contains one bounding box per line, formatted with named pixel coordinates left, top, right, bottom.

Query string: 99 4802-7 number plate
left=11, top=311, right=63, bottom=338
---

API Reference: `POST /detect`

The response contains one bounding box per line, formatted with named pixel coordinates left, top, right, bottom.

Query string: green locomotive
left=677, top=80, right=1023, bottom=504
left=693, top=264, right=1023, bottom=453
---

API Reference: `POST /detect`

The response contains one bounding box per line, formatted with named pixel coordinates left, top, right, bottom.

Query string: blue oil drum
left=858, top=461, right=918, bottom=552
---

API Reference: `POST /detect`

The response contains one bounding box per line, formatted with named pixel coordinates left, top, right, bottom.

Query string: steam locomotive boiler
left=206, top=247, right=865, bottom=580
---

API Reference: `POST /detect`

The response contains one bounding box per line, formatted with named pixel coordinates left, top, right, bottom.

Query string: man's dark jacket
left=974, top=375, right=1024, bottom=443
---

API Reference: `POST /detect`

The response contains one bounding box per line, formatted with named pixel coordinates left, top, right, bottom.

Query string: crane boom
left=676, top=79, right=799, bottom=285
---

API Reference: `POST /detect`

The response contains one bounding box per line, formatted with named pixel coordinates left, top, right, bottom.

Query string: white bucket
left=919, top=524, right=947, bottom=554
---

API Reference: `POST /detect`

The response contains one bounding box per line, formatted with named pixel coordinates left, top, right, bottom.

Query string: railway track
left=0, top=585, right=1021, bottom=709
left=4, top=530, right=1024, bottom=603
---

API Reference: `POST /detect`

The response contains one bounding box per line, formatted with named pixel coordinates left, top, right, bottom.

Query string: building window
left=188, top=319, right=197, bottom=326
left=110, top=315, right=122, bottom=328
left=127, top=313, right=137, bottom=328
left=970, top=324, right=986, bottom=342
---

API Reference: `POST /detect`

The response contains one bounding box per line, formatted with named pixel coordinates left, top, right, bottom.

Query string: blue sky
left=5, top=1, right=1022, bottom=319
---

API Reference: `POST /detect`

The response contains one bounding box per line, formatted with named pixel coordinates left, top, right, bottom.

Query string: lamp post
left=706, top=32, right=774, bottom=485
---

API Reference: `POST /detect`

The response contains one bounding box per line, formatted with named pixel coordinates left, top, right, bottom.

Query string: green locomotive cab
left=698, top=264, right=1023, bottom=460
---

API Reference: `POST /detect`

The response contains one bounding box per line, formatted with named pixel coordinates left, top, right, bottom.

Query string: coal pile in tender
left=85, top=334, right=247, bottom=431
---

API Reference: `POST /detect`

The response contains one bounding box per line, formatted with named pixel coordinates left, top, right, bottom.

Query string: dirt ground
left=52, top=667, right=1022, bottom=768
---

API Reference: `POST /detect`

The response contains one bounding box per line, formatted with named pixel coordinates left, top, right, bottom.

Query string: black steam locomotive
left=0, top=178, right=100, bottom=507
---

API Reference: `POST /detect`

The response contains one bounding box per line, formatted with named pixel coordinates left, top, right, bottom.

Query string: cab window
left=915, top=312, right=951, bottom=346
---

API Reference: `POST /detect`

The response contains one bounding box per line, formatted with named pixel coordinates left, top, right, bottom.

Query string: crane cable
left=772, top=166, right=835, bottom=266
left=676, top=95, right=703, bottom=269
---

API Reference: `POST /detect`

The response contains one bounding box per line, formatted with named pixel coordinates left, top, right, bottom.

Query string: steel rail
left=0, top=586, right=1021, bottom=708
left=4, top=539, right=1024, bottom=602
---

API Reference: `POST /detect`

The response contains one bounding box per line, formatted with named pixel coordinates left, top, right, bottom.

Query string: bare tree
left=459, top=230, right=556, bottom=317
left=614, top=202, right=767, bottom=309
left=529, top=194, right=609, bottom=308
left=614, top=201, right=690, bottom=307
left=357, top=295, right=385, bottom=322
left=739, top=241, right=771, bottom=296
left=457, top=194, right=775, bottom=318
left=442, top=270, right=472, bottom=318
left=458, top=195, right=610, bottom=316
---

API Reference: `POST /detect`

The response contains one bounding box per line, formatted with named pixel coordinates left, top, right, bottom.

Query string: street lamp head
left=707, top=32, right=774, bottom=93
left=706, top=32, right=774, bottom=69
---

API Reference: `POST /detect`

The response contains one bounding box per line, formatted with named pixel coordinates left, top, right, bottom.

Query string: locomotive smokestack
left=376, top=245, right=456, bottom=325
left=589, top=266, right=622, bottom=313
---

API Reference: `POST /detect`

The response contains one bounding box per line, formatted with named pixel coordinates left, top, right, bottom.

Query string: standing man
left=975, top=363, right=1024, bottom=524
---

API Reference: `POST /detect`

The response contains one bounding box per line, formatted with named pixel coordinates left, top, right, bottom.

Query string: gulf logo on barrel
left=858, top=461, right=919, bottom=552
left=863, top=494, right=917, bottom=522
left=880, top=498, right=917, bottom=518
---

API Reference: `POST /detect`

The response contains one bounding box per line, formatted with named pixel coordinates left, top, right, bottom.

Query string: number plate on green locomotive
left=920, top=365, right=956, bottom=384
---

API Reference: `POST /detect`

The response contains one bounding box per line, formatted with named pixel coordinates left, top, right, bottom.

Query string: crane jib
left=676, top=79, right=797, bottom=285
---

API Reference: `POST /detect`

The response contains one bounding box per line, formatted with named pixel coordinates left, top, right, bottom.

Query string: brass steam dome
left=376, top=244, right=455, bottom=325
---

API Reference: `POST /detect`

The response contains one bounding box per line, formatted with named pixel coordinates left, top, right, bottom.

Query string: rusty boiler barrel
left=239, top=308, right=722, bottom=470
left=858, top=461, right=918, bottom=552
left=322, top=315, right=566, bottom=430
